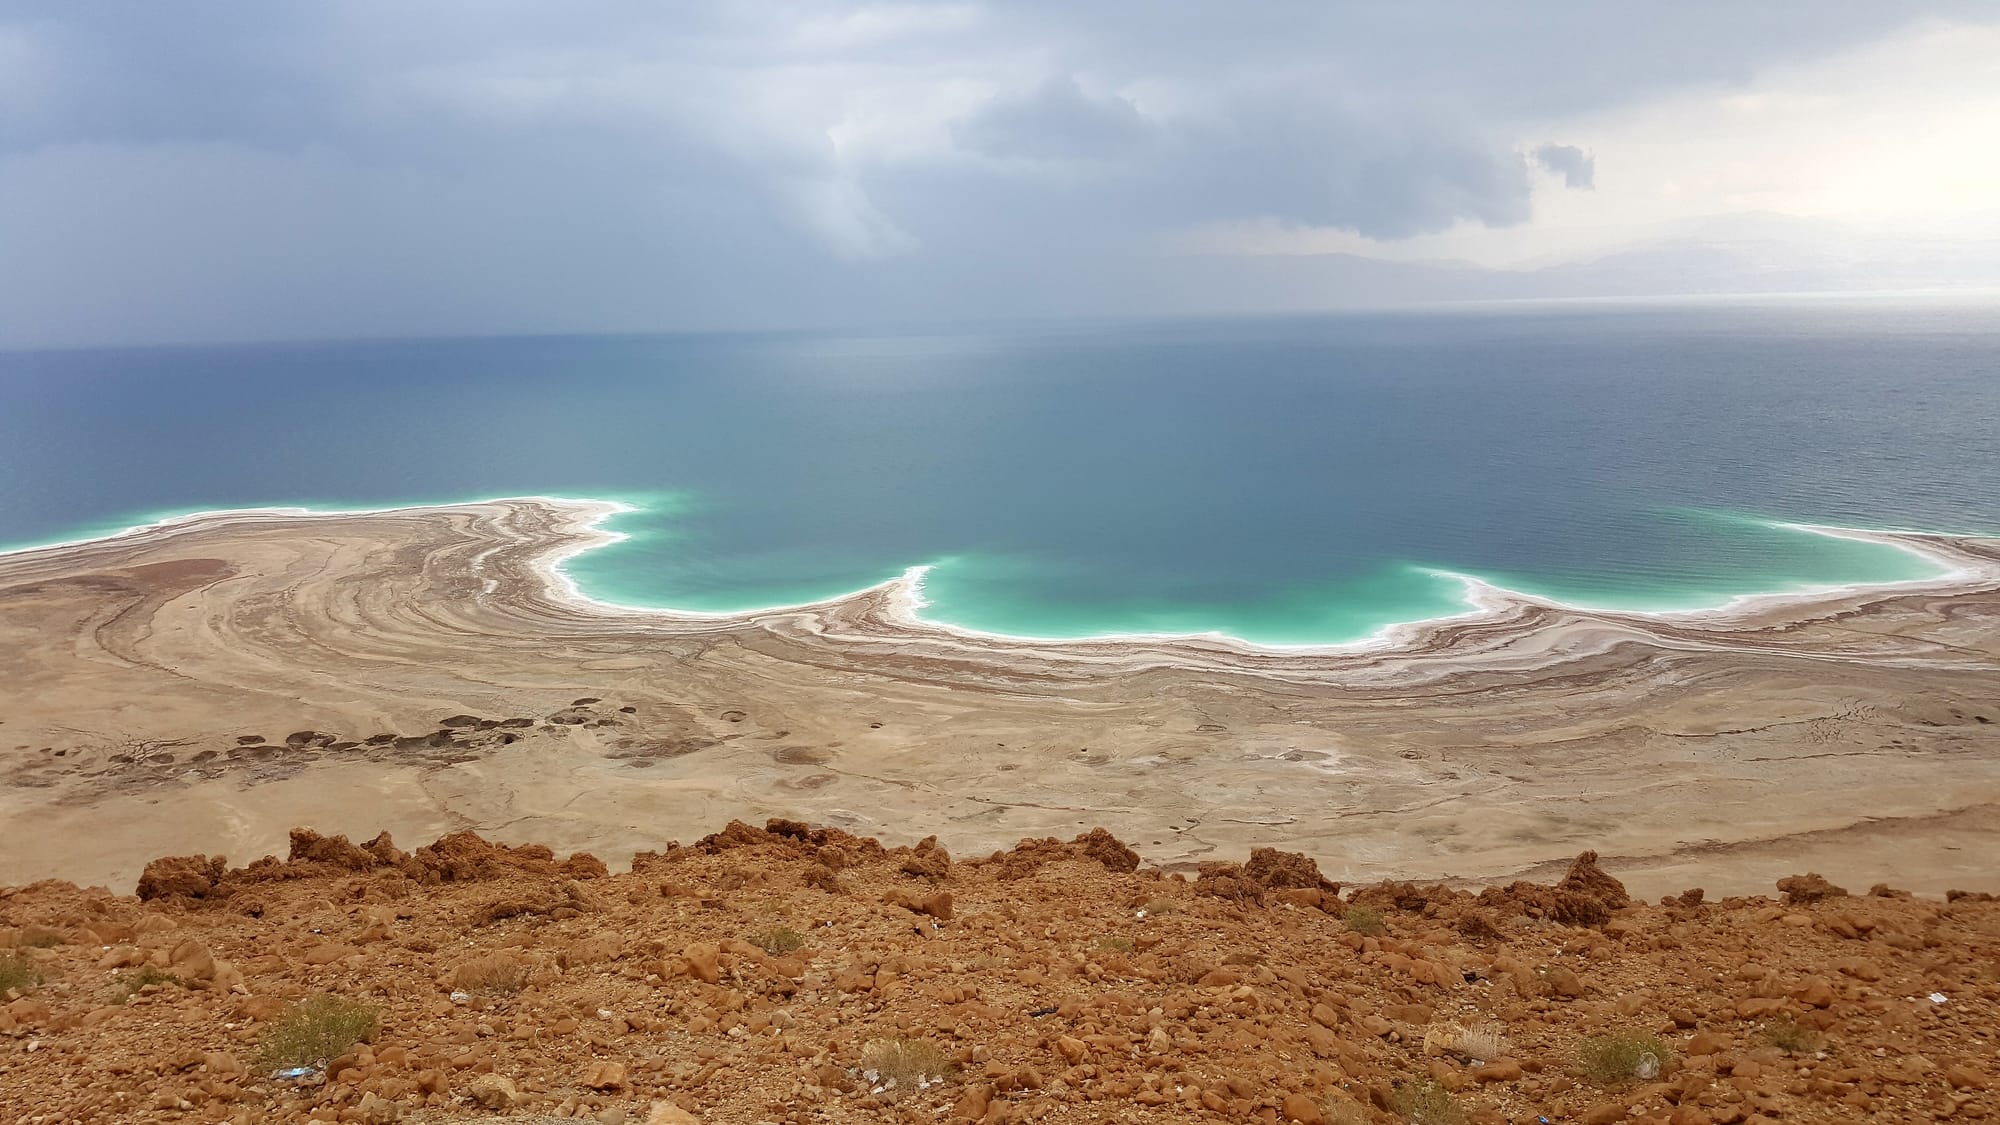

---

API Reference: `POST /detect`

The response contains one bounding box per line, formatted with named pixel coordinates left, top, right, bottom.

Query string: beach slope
left=1, top=497, right=1997, bottom=896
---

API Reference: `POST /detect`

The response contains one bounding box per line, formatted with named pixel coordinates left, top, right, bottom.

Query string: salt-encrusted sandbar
left=3, top=496, right=1998, bottom=897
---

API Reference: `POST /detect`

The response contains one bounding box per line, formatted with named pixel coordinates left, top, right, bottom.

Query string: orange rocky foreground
left=0, top=823, right=1995, bottom=1125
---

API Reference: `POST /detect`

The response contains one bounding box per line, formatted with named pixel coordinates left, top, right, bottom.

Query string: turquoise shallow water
left=2, top=300, right=1996, bottom=645
left=563, top=504, right=1942, bottom=644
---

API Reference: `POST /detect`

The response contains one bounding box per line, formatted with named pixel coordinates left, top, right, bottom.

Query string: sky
left=2, top=1, right=1997, bottom=347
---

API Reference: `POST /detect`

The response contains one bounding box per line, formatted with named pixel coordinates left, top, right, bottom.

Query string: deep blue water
left=3, top=300, right=1996, bottom=643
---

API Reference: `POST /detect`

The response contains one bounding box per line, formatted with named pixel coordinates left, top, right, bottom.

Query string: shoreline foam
left=5, top=494, right=1998, bottom=659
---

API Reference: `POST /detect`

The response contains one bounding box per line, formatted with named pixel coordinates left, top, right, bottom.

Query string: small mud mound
left=778, top=772, right=839, bottom=791
left=608, top=737, right=716, bottom=762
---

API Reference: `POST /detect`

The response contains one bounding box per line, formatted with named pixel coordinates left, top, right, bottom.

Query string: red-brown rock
left=1776, top=873, right=1848, bottom=904
left=1071, top=828, right=1140, bottom=873
left=135, top=855, right=228, bottom=902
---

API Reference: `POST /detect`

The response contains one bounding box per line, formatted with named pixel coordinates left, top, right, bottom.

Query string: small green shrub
left=1388, top=1076, right=1466, bottom=1125
left=256, top=996, right=380, bottom=1070
left=1762, top=1017, right=1824, bottom=1055
left=756, top=926, right=806, bottom=956
left=1578, top=1031, right=1673, bottom=1084
left=112, top=966, right=185, bottom=1002
left=0, top=953, right=40, bottom=994
left=1343, top=907, right=1387, bottom=936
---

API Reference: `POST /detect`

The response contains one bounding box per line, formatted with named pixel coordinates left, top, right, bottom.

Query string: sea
left=3, top=298, right=1997, bottom=646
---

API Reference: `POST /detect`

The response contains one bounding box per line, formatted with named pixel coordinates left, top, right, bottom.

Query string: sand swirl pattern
left=1, top=497, right=1997, bottom=899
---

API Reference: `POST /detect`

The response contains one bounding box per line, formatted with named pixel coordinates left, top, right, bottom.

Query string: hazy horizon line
left=7, top=286, right=1999, bottom=357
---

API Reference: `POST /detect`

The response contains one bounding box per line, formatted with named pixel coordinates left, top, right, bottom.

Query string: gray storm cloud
left=1533, top=144, right=1596, bottom=190
left=0, top=1, right=1977, bottom=347
left=953, top=77, right=1154, bottom=163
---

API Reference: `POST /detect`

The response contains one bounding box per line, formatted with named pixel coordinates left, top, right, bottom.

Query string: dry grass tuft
left=859, top=1037, right=953, bottom=1095
left=1343, top=907, right=1387, bottom=936
left=1388, top=1076, right=1466, bottom=1125
left=1319, top=1091, right=1374, bottom=1125
left=1423, top=1020, right=1512, bottom=1063
left=0, top=953, right=40, bottom=994
left=1762, top=1016, right=1825, bottom=1055
left=256, top=996, right=380, bottom=1070
left=112, top=966, right=184, bottom=1002
left=755, top=926, right=806, bottom=956
left=1578, top=1030, right=1673, bottom=1084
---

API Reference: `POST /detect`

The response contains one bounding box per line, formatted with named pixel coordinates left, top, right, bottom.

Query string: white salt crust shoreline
left=5, top=494, right=1998, bottom=660
left=6, top=491, right=2000, bottom=898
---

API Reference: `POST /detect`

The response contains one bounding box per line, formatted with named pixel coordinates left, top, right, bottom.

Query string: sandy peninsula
left=1, top=497, right=1997, bottom=897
